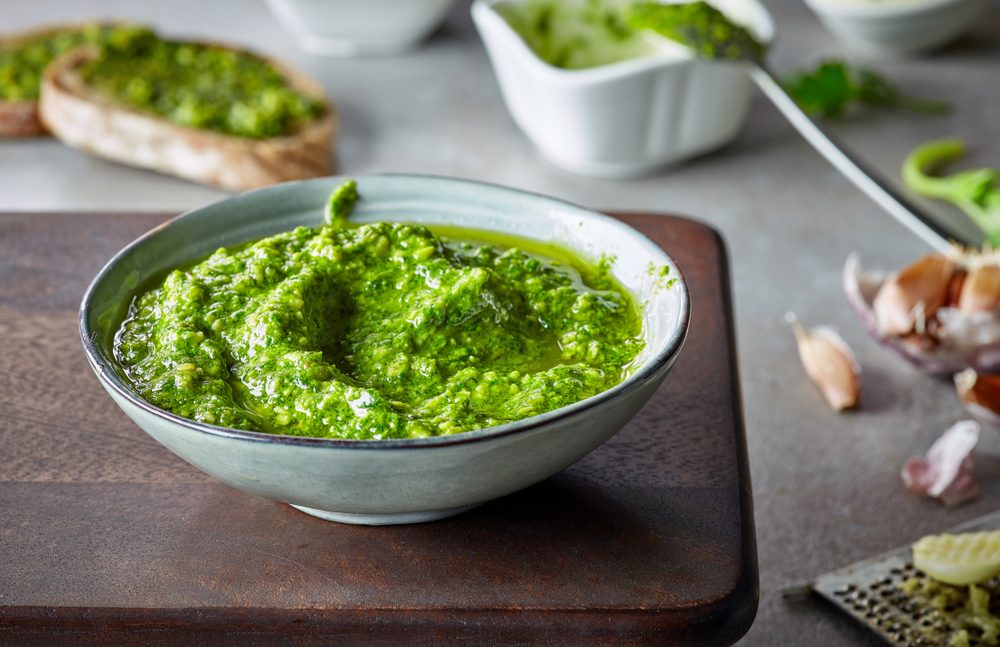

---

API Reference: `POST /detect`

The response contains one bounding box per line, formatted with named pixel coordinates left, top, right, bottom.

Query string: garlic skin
left=790, top=317, right=860, bottom=411
left=956, top=369, right=1000, bottom=429
left=845, top=253, right=1000, bottom=374
left=902, top=420, right=981, bottom=507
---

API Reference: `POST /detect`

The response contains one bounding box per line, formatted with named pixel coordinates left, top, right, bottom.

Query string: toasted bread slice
left=39, top=44, right=336, bottom=191
left=0, top=23, right=95, bottom=137
left=0, top=98, right=43, bottom=137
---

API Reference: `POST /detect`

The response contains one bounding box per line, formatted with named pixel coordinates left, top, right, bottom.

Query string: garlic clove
left=872, top=254, right=955, bottom=336
left=959, top=264, right=1000, bottom=314
left=902, top=420, right=981, bottom=507
left=956, top=369, right=1000, bottom=429
left=789, top=315, right=860, bottom=411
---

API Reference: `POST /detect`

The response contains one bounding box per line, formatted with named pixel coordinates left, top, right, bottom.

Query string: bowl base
left=290, top=503, right=479, bottom=525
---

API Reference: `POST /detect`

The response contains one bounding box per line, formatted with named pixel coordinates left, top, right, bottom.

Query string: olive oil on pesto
left=114, top=186, right=645, bottom=440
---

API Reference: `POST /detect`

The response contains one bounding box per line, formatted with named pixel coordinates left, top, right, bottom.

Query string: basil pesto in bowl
left=81, top=175, right=689, bottom=524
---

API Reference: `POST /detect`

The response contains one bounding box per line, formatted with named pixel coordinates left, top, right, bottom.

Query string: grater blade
left=813, top=510, right=1000, bottom=646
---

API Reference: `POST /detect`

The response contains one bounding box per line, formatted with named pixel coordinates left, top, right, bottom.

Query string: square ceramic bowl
left=804, top=0, right=985, bottom=58
left=472, top=0, right=774, bottom=178
left=80, top=175, right=689, bottom=525
left=264, top=0, right=456, bottom=56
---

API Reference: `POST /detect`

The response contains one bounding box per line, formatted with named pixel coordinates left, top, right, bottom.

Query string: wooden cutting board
left=0, top=212, right=757, bottom=646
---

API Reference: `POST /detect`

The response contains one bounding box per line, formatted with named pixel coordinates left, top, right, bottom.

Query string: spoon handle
left=747, top=64, right=956, bottom=253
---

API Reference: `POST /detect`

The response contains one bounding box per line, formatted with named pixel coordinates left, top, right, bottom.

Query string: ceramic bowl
left=80, top=175, right=689, bottom=525
left=804, top=0, right=985, bottom=58
left=264, top=0, right=456, bottom=56
left=471, top=0, right=774, bottom=178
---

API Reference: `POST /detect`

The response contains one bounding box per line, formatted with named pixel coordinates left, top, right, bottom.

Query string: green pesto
left=0, top=24, right=140, bottom=101
left=113, top=187, right=645, bottom=440
left=499, top=0, right=763, bottom=70
left=325, top=179, right=359, bottom=224
left=626, top=1, right=766, bottom=62
left=78, top=28, right=325, bottom=139
left=498, top=0, right=654, bottom=70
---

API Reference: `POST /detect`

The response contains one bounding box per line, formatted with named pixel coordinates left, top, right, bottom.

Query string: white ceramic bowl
left=264, top=0, right=456, bottom=56
left=80, top=175, right=689, bottom=525
left=804, top=0, right=985, bottom=58
left=472, top=0, right=774, bottom=178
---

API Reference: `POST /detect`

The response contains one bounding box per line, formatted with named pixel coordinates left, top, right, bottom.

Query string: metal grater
left=812, top=510, right=1000, bottom=646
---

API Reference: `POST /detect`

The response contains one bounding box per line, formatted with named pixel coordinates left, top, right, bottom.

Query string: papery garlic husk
left=956, top=369, right=1000, bottom=429
left=790, top=317, right=860, bottom=411
left=872, top=254, right=955, bottom=336
left=902, top=420, right=981, bottom=507
left=845, top=251, right=1000, bottom=374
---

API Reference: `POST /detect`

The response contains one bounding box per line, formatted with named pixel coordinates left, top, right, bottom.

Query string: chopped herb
left=646, top=261, right=677, bottom=290
left=784, top=60, right=950, bottom=118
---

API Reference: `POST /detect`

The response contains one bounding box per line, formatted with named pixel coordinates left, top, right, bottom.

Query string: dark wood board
left=0, top=211, right=757, bottom=646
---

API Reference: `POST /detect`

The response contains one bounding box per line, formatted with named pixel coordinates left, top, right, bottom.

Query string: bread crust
left=0, top=23, right=91, bottom=137
left=0, top=99, right=45, bottom=137
left=39, top=45, right=336, bottom=191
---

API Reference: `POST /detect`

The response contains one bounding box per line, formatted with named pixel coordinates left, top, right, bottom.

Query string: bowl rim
left=79, top=173, right=690, bottom=450
left=804, top=0, right=976, bottom=18
left=471, top=0, right=776, bottom=85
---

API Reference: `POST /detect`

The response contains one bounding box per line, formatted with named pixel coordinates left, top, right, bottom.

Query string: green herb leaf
left=903, top=139, right=1000, bottom=245
left=784, top=60, right=950, bottom=118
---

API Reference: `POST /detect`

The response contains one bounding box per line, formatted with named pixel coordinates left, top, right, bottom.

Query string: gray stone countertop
left=2, top=1, right=998, bottom=644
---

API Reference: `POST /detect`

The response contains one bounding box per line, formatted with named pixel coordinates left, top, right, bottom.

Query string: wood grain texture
left=0, top=212, right=757, bottom=646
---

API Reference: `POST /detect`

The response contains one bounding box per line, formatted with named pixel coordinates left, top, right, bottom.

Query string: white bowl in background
left=804, top=0, right=985, bottom=58
left=80, top=175, right=689, bottom=525
left=264, top=0, right=456, bottom=56
left=471, top=0, right=774, bottom=178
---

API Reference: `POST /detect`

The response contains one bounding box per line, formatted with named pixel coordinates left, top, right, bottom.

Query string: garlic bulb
left=845, top=249, right=1000, bottom=374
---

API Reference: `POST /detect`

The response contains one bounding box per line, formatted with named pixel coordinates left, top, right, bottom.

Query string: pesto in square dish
left=114, top=182, right=645, bottom=439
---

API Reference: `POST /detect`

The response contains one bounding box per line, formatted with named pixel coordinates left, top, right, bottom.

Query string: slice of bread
left=0, top=98, right=43, bottom=137
left=0, top=24, right=91, bottom=137
left=39, top=44, right=336, bottom=191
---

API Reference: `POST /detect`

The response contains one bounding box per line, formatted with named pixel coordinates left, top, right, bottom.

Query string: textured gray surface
left=1, top=0, right=998, bottom=644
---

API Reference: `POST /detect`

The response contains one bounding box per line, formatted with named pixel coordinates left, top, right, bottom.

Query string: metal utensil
left=633, top=3, right=965, bottom=252
left=748, top=64, right=958, bottom=253
left=811, top=509, right=1000, bottom=646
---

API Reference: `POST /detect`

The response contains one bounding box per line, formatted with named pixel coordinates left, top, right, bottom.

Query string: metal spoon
left=632, top=2, right=959, bottom=253
left=747, top=65, right=955, bottom=253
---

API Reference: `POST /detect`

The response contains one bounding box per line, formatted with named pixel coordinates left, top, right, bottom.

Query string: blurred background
left=2, top=1, right=999, bottom=645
